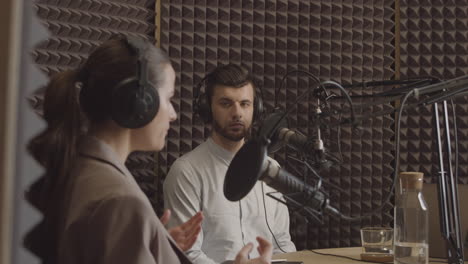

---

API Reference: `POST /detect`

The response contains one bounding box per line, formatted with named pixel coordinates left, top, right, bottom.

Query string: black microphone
left=259, top=157, right=340, bottom=215
left=223, top=138, right=341, bottom=217
left=276, top=127, right=311, bottom=153
left=277, top=127, right=328, bottom=161
left=257, top=109, right=313, bottom=154
left=258, top=112, right=333, bottom=169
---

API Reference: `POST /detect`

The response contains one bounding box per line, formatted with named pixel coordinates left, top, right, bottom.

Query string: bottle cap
left=399, top=172, right=424, bottom=190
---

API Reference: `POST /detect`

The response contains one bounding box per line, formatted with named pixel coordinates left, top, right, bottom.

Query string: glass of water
left=361, top=227, right=394, bottom=254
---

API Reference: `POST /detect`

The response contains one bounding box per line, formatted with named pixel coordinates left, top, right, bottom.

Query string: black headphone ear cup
left=196, top=92, right=212, bottom=123
left=111, top=77, right=159, bottom=129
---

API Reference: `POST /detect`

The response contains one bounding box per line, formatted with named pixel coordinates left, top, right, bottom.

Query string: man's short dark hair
left=205, top=64, right=256, bottom=101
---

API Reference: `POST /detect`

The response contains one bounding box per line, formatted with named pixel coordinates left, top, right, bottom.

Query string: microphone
left=259, top=158, right=341, bottom=216
left=276, top=127, right=311, bottom=152
left=257, top=109, right=334, bottom=169
left=223, top=138, right=341, bottom=217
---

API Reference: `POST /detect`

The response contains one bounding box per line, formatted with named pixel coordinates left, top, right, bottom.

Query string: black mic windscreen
left=224, top=138, right=267, bottom=201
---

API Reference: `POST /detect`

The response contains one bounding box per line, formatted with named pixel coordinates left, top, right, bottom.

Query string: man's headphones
left=193, top=69, right=264, bottom=123
left=110, top=36, right=160, bottom=129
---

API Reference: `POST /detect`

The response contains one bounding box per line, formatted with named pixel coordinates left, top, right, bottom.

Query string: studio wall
left=28, top=0, right=468, bottom=251
left=398, top=0, right=468, bottom=185
left=30, top=0, right=161, bottom=209
left=158, top=0, right=396, bottom=249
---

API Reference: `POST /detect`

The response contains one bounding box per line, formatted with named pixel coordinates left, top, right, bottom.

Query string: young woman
left=27, top=36, right=272, bottom=264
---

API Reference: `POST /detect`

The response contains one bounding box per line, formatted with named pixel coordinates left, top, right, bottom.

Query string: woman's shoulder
left=65, top=155, right=152, bottom=221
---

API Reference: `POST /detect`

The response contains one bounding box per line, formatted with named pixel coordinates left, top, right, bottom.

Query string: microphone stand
left=262, top=73, right=467, bottom=262
left=319, top=76, right=467, bottom=263
left=345, top=77, right=468, bottom=264
left=433, top=100, right=464, bottom=264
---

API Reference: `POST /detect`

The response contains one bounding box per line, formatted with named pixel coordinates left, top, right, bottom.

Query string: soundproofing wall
left=27, top=0, right=468, bottom=253
left=158, top=0, right=396, bottom=249
left=398, top=0, right=468, bottom=185
left=10, top=0, right=49, bottom=262
left=30, top=0, right=161, bottom=209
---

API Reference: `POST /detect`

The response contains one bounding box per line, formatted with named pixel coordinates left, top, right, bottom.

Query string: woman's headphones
left=110, top=36, right=160, bottom=129
left=193, top=67, right=264, bottom=123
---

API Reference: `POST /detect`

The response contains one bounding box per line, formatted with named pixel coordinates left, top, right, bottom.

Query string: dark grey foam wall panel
left=159, top=0, right=396, bottom=249
left=30, top=0, right=160, bottom=211
left=33, top=0, right=156, bottom=75
left=399, top=0, right=468, bottom=184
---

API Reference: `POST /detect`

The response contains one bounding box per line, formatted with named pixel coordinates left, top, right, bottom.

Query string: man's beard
left=213, top=119, right=251, bottom=142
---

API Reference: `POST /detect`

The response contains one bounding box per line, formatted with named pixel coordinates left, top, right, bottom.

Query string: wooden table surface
left=272, top=247, right=466, bottom=264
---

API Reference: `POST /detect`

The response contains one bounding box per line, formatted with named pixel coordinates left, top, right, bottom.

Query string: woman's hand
left=233, top=237, right=273, bottom=264
left=160, top=209, right=203, bottom=251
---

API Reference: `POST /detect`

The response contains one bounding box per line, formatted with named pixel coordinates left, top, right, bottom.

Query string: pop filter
left=224, top=138, right=268, bottom=201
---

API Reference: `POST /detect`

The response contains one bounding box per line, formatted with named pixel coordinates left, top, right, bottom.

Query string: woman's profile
left=26, top=36, right=272, bottom=264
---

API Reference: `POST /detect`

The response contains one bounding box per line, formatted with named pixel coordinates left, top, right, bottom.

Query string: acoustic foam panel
left=399, top=0, right=468, bottom=185
left=159, top=0, right=396, bottom=249
left=31, top=0, right=160, bottom=209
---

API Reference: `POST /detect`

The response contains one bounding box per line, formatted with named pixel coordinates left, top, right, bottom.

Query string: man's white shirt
left=164, top=137, right=296, bottom=264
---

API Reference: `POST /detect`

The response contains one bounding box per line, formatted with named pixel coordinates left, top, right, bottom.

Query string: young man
left=164, top=64, right=296, bottom=264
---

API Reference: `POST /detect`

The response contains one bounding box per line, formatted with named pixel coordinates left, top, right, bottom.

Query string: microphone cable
left=308, top=249, right=393, bottom=263
left=269, top=74, right=462, bottom=223
left=369, top=90, right=459, bottom=223
left=238, top=201, right=248, bottom=256
left=329, top=89, right=416, bottom=221
left=274, top=70, right=321, bottom=109
left=268, top=73, right=356, bottom=142
left=277, top=90, right=414, bottom=222
left=261, top=182, right=287, bottom=254
left=285, top=89, right=460, bottom=223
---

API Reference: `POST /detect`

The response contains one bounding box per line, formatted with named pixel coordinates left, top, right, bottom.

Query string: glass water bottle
left=394, top=172, right=429, bottom=264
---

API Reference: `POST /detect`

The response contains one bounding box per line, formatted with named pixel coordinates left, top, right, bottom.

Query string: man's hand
left=233, top=237, right=273, bottom=264
left=160, top=209, right=203, bottom=251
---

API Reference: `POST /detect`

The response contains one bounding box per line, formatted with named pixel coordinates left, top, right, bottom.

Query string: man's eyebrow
left=217, top=97, right=234, bottom=102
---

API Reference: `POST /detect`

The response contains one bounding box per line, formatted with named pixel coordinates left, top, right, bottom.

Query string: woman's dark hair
left=25, top=36, right=170, bottom=263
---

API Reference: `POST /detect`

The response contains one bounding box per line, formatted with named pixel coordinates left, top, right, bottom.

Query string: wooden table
left=272, top=247, right=467, bottom=264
